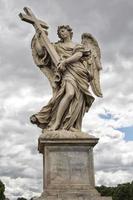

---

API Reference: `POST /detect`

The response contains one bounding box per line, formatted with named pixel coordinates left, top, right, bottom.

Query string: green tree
left=113, top=182, right=133, bottom=200
left=96, top=182, right=133, bottom=200
left=96, top=185, right=115, bottom=197
left=0, top=180, right=5, bottom=200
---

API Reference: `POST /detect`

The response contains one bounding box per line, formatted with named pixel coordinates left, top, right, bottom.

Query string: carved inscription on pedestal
left=45, top=146, right=91, bottom=188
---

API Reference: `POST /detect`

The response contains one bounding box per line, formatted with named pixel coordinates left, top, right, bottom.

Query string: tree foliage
left=96, top=185, right=115, bottom=197
left=113, top=182, right=133, bottom=200
left=0, top=180, right=5, bottom=200
left=96, top=181, right=133, bottom=200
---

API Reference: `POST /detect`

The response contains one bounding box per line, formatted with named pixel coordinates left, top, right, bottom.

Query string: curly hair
left=57, top=25, right=73, bottom=40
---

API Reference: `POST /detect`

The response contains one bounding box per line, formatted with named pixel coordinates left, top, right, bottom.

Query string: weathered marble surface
left=38, top=130, right=98, bottom=153
left=19, top=7, right=103, bottom=132
left=35, top=130, right=112, bottom=200
left=41, top=130, right=96, bottom=139
left=44, top=146, right=94, bottom=189
left=19, top=7, right=111, bottom=200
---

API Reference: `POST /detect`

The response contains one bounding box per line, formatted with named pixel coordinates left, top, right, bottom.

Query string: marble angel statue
left=30, top=26, right=102, bottom=132
left=19, top=7, right=102, bottom=132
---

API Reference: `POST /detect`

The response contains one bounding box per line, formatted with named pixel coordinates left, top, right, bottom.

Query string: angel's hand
left=57, top=60, right=66, bottom=72
left=35, top=26, right=42, bottom=38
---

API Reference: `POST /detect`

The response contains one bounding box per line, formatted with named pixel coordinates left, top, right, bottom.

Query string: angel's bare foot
left=70, top=127, right=79, bottom=132
left=48, top=122, right=60, bottom=131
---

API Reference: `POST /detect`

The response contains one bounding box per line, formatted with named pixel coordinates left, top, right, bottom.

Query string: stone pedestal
left=36, top=130, right=112, bottom=200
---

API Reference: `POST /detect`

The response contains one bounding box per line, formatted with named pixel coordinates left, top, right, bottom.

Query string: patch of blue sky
left=99, top=113, right=112, bottom=120
left=99, top=109, right=119, bottom=121
left=117, top=126, right=133, bottom=141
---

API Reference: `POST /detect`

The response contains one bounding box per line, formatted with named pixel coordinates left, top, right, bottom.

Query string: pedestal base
left=36, top=191, right=112, bottom=200
left=36, top=130, right=112, bottom=200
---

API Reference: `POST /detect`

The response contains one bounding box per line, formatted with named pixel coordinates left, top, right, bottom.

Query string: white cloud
left=96, top=170, right=132, bottom=186
left=0, top=0, right=133, bottom=199
left=2, top=176, right=42, bottom=199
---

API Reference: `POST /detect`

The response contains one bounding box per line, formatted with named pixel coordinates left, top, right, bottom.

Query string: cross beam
left=19, top=7, right=60, bottom=67
left=19, top=7, right=49, bottom=30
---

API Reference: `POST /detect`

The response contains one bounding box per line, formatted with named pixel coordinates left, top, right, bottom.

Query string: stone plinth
left=36, top=130, right=112, bottom=200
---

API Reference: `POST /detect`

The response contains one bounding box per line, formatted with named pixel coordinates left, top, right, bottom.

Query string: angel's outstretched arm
left=57, top=52, right=83, bottom=71
left=65, top=52, right=83, bottom=64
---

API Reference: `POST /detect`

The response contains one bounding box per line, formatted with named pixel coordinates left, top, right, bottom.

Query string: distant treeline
left=1, top=179, right=133, bottom=200
left=96, top=181, right=133, bottom=200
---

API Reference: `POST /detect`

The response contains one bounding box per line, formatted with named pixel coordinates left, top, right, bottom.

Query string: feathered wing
left=82, top=33, right=103, bottom=97
left=90, top=64, right=103, bottom=97
left=90, top=47, right=103, bottom=97
left=31, top=34, right=56, bottom=91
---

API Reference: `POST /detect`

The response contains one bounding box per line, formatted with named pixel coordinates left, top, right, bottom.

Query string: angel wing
left=81, top=33, right=103, bottom=97
left=31, top=34, right=57, bottom=92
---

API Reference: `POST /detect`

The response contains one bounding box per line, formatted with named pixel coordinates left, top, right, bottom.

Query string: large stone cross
left=19, top=7, right=49, bottom=30
left=19, top=7, right=60, bottom=67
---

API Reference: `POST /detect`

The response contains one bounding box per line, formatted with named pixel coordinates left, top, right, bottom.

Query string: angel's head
left=81, top=33, right=97, bottom=46
left=57, top=25, right=73, bottom=41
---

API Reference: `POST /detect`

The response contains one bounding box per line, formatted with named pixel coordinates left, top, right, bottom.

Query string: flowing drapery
left=31, top=41, right=94, bottom=130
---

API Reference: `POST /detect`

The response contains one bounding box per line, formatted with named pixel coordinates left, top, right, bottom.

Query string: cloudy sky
left=0, top=0, right=133, bottom=199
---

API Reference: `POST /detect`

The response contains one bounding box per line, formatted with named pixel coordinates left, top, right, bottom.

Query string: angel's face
left=59, top=28, right=70, bottom=40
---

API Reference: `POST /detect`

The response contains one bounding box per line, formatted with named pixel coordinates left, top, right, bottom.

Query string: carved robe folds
left=31, top=38, right=94, bottom=130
